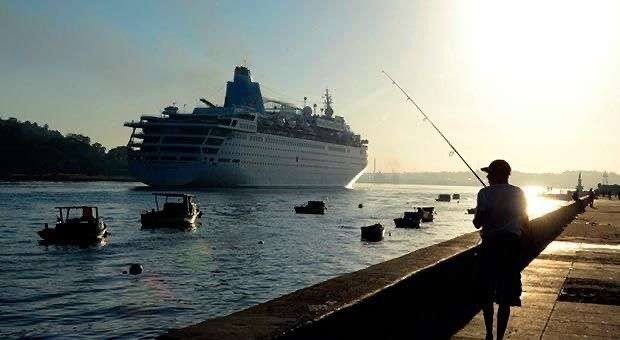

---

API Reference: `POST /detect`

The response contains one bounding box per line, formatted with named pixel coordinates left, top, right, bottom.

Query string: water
left=0, top=182, right=561, bottom=338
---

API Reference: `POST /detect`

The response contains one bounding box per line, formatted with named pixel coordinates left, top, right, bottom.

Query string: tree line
left=0, top=117, right=129, bottom=178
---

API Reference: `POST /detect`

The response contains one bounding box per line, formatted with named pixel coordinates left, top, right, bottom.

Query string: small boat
left=418, top=207, right=435, bottom=222
left=361, top=223, right=384, bottom=242
left=452, top=193, right=460, bottom=200
left=294, top=201, right=326, bottom=214
left=38, top=206, right=108, bottom=245
left=436, top=194, right=451, bottom=202
left=141, top=193, right=202, bottom=229
left=467, top=208, right=476, bottom=214
left=394, top=211, right=421, bottom=228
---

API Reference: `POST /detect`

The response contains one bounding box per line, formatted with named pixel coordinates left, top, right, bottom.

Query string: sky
left=1, top=0, right=619, bottom=173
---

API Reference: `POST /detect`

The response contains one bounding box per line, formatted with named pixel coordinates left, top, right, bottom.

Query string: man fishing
left=473, top=160, right=528, bottom=340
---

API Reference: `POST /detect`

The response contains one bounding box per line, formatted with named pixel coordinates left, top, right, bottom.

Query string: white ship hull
left=129, top=133, right=367, bottom=187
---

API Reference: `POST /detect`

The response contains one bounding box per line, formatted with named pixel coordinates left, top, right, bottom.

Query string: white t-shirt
left=475, top=184, right=528, bottom=239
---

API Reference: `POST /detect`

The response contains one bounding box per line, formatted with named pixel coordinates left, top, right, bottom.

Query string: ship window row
left=160, top=146, right=201, bottom=154
left=137, top=146, right=364, bottom=163
left=203, top=158, right=360, bottom=171
left=327, top=146, right=346, bottom=152
left=139, top=156, right=365, bottom=168
left=218, top=147, right=364, bottom=162
left=163, top=136, right=205, bottom=144
left=263, top=136, right=325, bottom=149
left=143, top=127, right=212, bottom=135
left=223, top=143, right=362, bottom=160
left=235, top=135, right=329, bottom=151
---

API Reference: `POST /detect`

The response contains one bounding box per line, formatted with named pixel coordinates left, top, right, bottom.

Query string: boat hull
left=140, top=211, right=200, bottom=229
left=38, top=220, right=108, bottom=245
left=129, top=132, right=367, bottom=188
left=394, top=218, right=420, bottom=229
left=129, top=159, right=366, bottom=187
left=361, top=224, right=384, bottom=242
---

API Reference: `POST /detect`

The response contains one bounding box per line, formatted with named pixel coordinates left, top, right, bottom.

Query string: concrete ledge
left=161, top=199, right=588, bottom=339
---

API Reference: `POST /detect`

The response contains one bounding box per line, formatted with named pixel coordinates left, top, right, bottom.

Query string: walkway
left=454, top=199, right=620, bottom=339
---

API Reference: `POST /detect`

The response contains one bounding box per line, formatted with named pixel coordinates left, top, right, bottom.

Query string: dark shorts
left=476, top=235, right=522, bottom=306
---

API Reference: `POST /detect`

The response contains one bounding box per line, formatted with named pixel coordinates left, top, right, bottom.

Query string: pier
left=161, top=198, right=618, bottom=339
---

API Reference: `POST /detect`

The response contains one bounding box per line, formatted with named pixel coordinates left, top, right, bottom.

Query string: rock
left=128, top=263, right=143, bottom=275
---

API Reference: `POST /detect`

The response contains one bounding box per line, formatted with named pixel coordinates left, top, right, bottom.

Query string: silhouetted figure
left=473, top=160, right=528, bottom=340
left=608, top=191, right=613, bottom=200
left=588, top=188, right=595, bottom=208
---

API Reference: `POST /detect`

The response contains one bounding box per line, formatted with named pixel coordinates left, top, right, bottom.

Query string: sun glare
left=460, top=1, right=618, bottom=119
left=522, top=185, right=563, bottom=218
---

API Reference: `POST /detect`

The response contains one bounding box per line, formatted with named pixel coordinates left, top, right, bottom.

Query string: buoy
left=258, top=240, right=264, bottom=244
left=128, top=263, right=143, bottom=275
left=358, top=203, right=363, bottom=208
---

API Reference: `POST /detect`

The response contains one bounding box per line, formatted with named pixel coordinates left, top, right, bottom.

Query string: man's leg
left=482, top=303, right=494, bottom=340
left=497, top=304, right=510, bottom=340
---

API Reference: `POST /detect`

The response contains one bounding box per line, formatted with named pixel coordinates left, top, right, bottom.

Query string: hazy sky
left=2, top=1, right=619, bottom=173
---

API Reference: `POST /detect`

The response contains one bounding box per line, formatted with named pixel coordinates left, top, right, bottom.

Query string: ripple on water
left=0, top=182, right=563, bottom=338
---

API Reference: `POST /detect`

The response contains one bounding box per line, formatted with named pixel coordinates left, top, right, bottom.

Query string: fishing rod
left=381, top=70, right=487, bottom=187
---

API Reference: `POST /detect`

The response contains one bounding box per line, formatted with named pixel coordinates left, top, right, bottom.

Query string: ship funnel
left=224, top=66, right=265, bottom=112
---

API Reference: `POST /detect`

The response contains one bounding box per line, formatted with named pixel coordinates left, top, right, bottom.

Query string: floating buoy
left=258, top=240, right=264, bottom=244
left=358, top=203, right=363, bottom=208
left=128, top=263, right=143, bottom=275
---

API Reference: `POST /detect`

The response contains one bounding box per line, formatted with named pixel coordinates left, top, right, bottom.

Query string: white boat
left=124, top=66, right=368, bottom=187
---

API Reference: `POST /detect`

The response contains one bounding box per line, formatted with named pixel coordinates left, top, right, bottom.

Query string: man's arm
left=473, top=190, right=486, bottom=229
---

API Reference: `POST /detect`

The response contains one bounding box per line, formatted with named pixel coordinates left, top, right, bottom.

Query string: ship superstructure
left=124, top=66, right=368, bottom=187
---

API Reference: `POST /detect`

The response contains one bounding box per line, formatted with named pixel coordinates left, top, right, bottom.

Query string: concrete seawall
left=161, top=200, right=587, bottom=339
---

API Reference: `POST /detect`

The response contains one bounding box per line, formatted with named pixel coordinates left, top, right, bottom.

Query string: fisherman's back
left=476, top=184, right=527, bottom=240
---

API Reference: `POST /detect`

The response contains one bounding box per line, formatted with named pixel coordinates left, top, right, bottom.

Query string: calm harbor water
left=0, top=182, right=561, bottom=338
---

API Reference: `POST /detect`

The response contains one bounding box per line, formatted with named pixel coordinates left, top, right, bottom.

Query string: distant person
left=608, top=191, right=613, bottom=200
left=473, top=160, right=528, bottom=340
left=617, top=191, right=620, bottom=200
left=588, top=188, right=595, bottom=208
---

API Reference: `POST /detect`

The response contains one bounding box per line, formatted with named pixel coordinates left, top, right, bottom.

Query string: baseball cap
left=481, top=159, right=511, bottom=176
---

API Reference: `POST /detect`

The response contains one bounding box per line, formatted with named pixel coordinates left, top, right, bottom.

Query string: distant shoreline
left=0, top=174, right=137, bottom=182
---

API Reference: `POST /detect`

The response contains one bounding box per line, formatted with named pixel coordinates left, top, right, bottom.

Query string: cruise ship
left=124, top=66, right=368, bottom=187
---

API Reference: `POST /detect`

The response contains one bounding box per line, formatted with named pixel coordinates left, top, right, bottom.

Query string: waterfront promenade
left=455, top=199, right=620, bottom=339
left=162, top=198, right=618, bottom=339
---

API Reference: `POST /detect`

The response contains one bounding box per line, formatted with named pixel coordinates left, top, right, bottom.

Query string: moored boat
left=361, top=223, right=384, bottom=242
left=38, top=206, right=108, bottom=245
left=436, top=194, right=451, bottom=202
left=418, top=207, right=435, bottom=222
left=294, top=201, right=326, bottom=215
left=141, top=193, right=202, bottom=229
left=394, top=211, right=421, bottom=228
